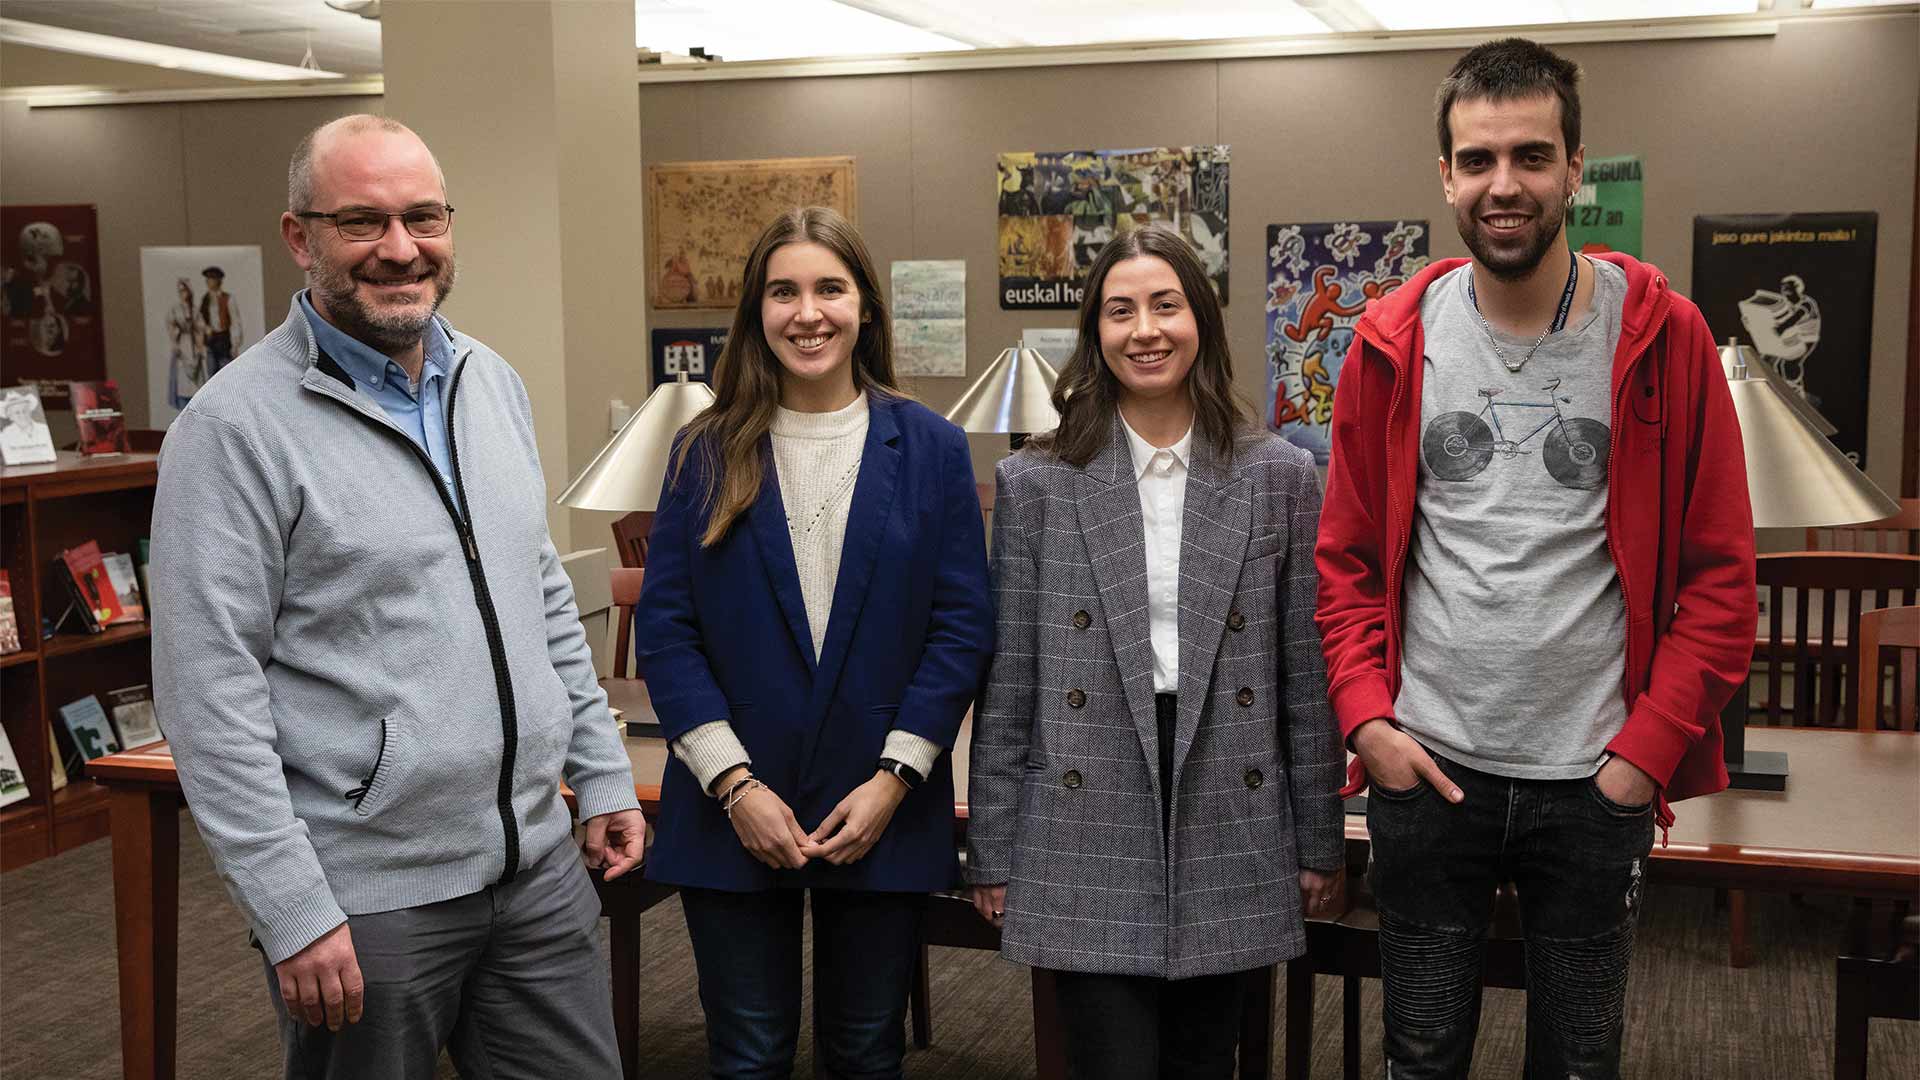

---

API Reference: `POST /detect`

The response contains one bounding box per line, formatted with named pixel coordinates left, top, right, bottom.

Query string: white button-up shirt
left=1120, top=415, right=1191, bottom=694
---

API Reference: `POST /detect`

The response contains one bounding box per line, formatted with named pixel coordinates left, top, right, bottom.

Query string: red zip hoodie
left=1313, top=252, right=1756, bottom=830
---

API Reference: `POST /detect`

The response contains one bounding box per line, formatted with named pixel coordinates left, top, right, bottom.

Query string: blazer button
left=1245, top=768, right=1264, bottom=790
left=1227, top=609, right=1246, bottom=632
left=1073, top=610, right=1091, bottom=630
left=1066, top=688, right=1087, bottom=708
left=1236, top=687, right=1255, bottom=707
left=1063, top=769, right=1083, bottom=789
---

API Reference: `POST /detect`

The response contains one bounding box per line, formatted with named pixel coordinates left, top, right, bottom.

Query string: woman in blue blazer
left=638, top=206, right=993, bottom=1079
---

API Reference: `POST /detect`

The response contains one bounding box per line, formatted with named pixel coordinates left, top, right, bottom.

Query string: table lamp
left=943, top=340, right=1062, bottom=449
left=1717, top=340, right=1899, bottom=789
left=557, top=371, right=716, bottom=512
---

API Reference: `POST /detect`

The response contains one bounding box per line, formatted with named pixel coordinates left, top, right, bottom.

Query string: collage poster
left=1691, top=212, right=1877, bottom=466
left=1566, top=154, right=1643, bottom=258
left=891, top=259, right=966, bottom=376
left=646, top=156, right=857, bottom=311
left=139, top=246, right=266, bottom=428
left=3, top=205, right=106, bottom=409
left=1265, top=220, right=1429, bottom=463
left=996, top=146, right=1229, bottom=310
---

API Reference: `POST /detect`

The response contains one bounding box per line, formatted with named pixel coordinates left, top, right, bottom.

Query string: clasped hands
left=716, top=764, right=909, bottom=870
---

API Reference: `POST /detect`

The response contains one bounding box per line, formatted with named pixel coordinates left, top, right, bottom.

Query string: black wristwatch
left=876, top=757, right=923, bottom=790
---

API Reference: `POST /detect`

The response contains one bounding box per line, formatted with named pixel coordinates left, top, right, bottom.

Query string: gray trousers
left=260, top=836, right=622, bottom=1079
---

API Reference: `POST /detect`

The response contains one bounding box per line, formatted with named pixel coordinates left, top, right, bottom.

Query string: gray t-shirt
left=1395, top=258, right=1628, bottom=779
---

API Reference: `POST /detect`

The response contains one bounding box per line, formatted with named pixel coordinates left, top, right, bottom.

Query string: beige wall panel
left=1, top=99, right=184, bottom=428
left=179, top=96, right=385, bottom=337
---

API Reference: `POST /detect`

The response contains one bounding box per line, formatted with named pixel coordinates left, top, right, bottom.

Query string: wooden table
left=87, top=721, right=1916, bottom=1080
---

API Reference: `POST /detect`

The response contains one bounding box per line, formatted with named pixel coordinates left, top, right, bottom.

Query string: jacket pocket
left=347, top=715, right=416, bottom=818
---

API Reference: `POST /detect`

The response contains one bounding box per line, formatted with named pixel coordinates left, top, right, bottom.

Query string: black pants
left=1053, top=968, right=1246, bottom=1080
left=1366, top=751, right=1654, bottom=1080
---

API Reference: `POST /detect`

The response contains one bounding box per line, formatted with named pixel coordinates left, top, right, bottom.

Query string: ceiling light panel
left=867, top=0, right=1330, bottom=46
left=1354, top=0, right=1759, bottom=31
left=635, top=0, right=972, bottom=60
left=0, top=16, right=344, bottom=80
left=0, top=0, right=381, bottom=76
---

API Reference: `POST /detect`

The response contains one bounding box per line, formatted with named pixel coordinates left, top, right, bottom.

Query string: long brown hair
left=672, top=206, right=900, bottom=547
left=1029, top=223, right=1252, bottom=467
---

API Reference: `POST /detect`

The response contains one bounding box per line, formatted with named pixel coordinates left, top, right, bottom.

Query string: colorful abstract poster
left=1692, top=212, right=1877, bottom=466
left=649, top=327, right=725, bottom=386
left=3, top=205, right=106, bottom=409
left=1265, top=221, right=1429, bottom=463
left=891, top=259, right=967, bottom=376
left=1567, top=154, right=1642, bottom=257
left=996, top=146, right=1229, bottom=310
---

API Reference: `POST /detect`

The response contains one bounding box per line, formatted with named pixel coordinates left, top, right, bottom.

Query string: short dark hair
left=1435, top=38, right=1581, bottom=160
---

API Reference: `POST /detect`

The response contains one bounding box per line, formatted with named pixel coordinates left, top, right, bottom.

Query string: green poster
left=1567, top=154, right=1642, bottom=257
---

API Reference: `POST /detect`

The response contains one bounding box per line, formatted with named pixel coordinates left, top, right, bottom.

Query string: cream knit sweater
left=670, top=393, right=943, bottom=794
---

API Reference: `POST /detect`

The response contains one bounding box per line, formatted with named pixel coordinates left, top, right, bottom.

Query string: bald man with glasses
left=151, top=113, right=646, bottom=1078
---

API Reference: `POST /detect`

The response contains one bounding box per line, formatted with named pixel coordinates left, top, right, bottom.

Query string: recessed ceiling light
left=0, top=17, right=345, bottom=81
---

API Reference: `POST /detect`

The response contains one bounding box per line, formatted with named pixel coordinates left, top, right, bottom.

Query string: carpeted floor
left=2, top=812, right=1915, bottom=1078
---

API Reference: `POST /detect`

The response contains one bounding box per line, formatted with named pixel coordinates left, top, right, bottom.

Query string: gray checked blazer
left=965, top=416, right=1345, bottom=979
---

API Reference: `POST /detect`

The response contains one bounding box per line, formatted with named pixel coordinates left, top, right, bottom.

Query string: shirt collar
left=298, top=289, right=452, bottom=394
left=1119, top=413, right=1193, bottom=480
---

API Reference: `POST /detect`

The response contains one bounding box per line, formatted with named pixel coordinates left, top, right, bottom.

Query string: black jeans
left=1052, top=968, right=1247, bottom=1080
left=680, top=886, right=924, bottom=1080
left=1365, top=752, right=1654, bottom=1080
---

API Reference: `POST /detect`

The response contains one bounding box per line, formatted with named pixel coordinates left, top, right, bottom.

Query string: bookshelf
left=1, top=451, right=157, bottom=870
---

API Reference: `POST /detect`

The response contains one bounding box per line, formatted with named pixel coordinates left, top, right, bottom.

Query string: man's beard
left=1456, top=193, right=1566, bottom=283
left=308, top=251, right=456, bottom=354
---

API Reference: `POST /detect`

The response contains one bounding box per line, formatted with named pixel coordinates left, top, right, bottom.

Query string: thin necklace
left=1466, top=253, right=1580, bottom=373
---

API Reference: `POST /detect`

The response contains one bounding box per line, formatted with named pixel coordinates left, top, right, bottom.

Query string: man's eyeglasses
left=294, top=204, right=454, bottom=242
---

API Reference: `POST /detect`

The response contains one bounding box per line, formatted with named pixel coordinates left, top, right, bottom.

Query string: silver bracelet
left=722, top=778, right=765, bottom=818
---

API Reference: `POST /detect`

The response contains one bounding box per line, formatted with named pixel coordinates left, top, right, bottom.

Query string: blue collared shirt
left=298, top=291, right=462, bottom=513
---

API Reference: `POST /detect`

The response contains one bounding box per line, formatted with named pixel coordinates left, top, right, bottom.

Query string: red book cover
left=0, top=569, right=18, bottom=655
left=60, top=540, right=122, bottom=630
left=69, top=379, right=128, bottom=456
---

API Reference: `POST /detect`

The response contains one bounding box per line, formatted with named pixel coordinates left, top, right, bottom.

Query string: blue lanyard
left=1468, top=252, right=1580, bottom=334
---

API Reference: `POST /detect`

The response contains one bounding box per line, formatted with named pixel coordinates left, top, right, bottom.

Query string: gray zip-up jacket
left=152, top=296, right=639, bottom=964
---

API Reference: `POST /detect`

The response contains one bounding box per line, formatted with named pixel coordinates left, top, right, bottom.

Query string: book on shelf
left=0, top=724, right=29, bottom=808
left=0, top=569, right=19, bottom=656
left=69, top=380, right=130, bottom=457
left=46, top=721, right=67, bottom=791
left=103, top=684, right=162, bottom=749
left=56, top=540, right=122, bottom=633
left=136, top=538, right=153, bottom=617
left=0, top=384, right=58, bottom=466
left=57, top=694, right=121, bottom=766
left=100, top=552, right=145, bottom=624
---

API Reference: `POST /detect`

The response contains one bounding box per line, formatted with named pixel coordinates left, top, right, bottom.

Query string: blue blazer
left=638, top=395, right=994, bottom=893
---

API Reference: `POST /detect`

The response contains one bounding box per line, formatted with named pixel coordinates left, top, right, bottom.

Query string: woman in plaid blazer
left=966, top=225, right=1346, bottom=1079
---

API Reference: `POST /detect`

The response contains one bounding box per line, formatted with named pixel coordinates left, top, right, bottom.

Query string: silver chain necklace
left=1466, top=253, right=1580, bottom=373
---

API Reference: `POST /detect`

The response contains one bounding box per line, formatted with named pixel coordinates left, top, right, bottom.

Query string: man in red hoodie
left=1314, top=39, right=1756, bottom=1079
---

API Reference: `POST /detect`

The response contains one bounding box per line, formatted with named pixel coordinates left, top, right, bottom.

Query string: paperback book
left=0, top=569, right=19, bottom=655
left=69, top=380, right=129, bottom=457
left=101, top=551, right=145, bottom=624
left=57, top=540, right=122, bottom=632
left=103, top=684, right=162, bottom=749
left=58, top=694, right=120, bottom=766
left=0, top=385, right=58, bottom=466
left=0, top=724, right=28, bottom=808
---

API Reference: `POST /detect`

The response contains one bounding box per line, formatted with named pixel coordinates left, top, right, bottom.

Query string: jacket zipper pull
left=463, top=528, right=479, bottom=563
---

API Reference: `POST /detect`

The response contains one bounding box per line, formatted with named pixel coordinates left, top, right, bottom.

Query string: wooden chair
left=1806, top=498, right=1920, bottom=554
left=1752, top=553, right=1919, bottom=728
left=611, top=567, right=644, bottom=680
left=591, top=864, right=678, bottom=1080
left=610, top=511, right=655, bottom=569
left=1855, top=605, right=1920, bottom=731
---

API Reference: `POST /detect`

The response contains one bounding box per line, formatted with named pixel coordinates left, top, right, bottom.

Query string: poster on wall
left=1566, top=154, right=1642, bottom=257
left=139, top=246, right=266, bottom=428
left=2, top=205, right=106, bottom=409
left=996, top=146, right=1229, bottom=310
left=891, top=259, right=966, bottom=376
left=1692, top=212, right=1876, bottom=466
left=1265, top=220, right=1428, bottom=463
left=648, top=327, right=725, bottom=386
left=646, top=156, right=858, bottom=311
left=1021, top=327, right=1077, bottom=371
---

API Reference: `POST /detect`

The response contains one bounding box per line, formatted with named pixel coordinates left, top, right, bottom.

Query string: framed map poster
left=646, top=156, right=858, bottom=310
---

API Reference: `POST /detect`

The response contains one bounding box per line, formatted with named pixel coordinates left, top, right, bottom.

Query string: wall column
left=380, top=0, right=646, bottom=549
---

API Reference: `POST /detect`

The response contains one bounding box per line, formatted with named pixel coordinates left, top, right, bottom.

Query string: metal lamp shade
left=944, top=344, right=1061, bottom=434
left=556, top=372, right=715, bottom=512
left=1719, top=338, right=1837, bottom=437
left=1723, top=357, right=1897, bottom=529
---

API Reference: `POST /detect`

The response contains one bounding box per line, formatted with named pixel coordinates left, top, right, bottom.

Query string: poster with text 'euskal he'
left=1692, top=212, right=1876, bottom=466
